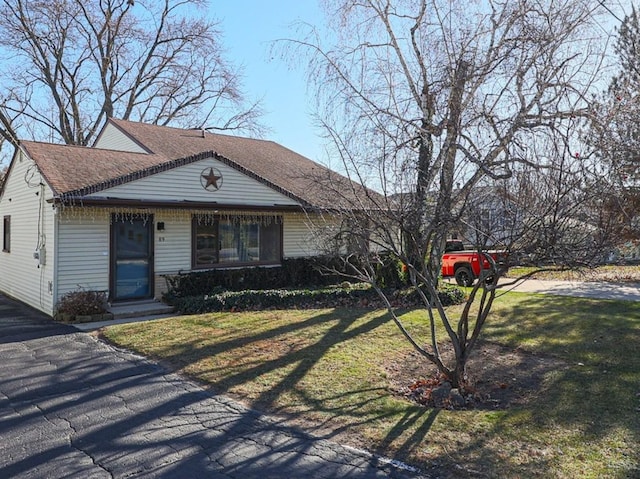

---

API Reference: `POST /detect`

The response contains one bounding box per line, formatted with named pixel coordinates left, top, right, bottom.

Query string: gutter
left=47, top=196, right=308, bottom=213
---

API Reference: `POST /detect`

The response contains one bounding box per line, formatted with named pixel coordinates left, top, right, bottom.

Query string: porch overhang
left=48, top=196, right=308, bottom=213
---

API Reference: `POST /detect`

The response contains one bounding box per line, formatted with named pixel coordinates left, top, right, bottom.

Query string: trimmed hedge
left=162, top=255, right=464, bottom=314
left=169, top=286, right=369, bottom=314
left=166, top=283, right=466, bottom=314
left=164, top=255, right=407, bottom=299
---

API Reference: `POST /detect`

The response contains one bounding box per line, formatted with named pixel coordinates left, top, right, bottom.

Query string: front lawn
left=101, top=293, right=640, bottom=478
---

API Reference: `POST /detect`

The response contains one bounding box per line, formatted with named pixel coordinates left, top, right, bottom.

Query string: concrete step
left=107, top=300, right=174, bottom=320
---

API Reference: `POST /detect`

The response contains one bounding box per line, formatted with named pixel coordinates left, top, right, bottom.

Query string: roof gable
left=93, top=121, right=149, bottom=153
left=86, top=156, right=301, bottom=207
left=106, top=119, right=338, bottom=207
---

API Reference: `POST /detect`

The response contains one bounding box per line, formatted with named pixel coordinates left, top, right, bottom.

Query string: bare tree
left=0, top=164, right=6, bottom=189
left=288, top=0, right=611, bottom=392
left=0, top=0, right=263, bottom=152
left=484, top=142, right=614, bottom=266
left=0, top=97, right=24, bottom=166
left=0, top=108, right=18, bottom=148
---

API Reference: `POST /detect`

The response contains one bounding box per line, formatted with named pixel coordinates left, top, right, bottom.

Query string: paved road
left=0, top=294, right=427, bottom=479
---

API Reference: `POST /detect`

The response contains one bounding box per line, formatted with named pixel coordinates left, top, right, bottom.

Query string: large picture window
left=2, top=216, right=9, bottom=253
left=192, top=215, right=282, bottom=268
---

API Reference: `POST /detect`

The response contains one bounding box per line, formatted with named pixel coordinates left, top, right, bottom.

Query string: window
left=2, top=216, right=9, bottom=253
left=192, top=215, right=282, bottom=268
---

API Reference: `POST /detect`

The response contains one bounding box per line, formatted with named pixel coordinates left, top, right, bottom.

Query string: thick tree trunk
left=404, top=128, right=433, bottom=277
left=426, top=60, right=468, bottom=286
left=448, top=355, right=468, bottom=390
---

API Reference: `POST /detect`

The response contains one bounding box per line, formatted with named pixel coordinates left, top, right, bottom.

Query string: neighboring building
left=457, top=186, right=519, bottom=249
left=0, top=119, right=369, bottom=316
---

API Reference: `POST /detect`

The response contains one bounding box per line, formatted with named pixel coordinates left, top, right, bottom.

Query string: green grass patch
left=101, top=294, right=640, bottom=478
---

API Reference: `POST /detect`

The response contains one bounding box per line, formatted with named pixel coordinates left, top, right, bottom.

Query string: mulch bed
left=384, top=342, right=567, bottom=410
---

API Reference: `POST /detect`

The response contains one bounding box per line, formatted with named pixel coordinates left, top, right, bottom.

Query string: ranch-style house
left=0, top=119, right=368, bottom=317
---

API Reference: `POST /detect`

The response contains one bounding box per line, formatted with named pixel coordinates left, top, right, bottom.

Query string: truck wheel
left=454, top=266, right=474, bottom=287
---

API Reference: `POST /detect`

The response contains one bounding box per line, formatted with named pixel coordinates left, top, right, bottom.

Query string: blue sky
left=211, top=1, right=329, bottom=163
left=211, top=1, right=624, bottom=169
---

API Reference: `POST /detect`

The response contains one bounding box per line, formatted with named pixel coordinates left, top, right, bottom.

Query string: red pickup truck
left=441, top=241, right=508, bottom=286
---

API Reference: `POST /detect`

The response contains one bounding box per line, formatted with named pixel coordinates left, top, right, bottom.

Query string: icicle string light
left=58, top=204, right=295, bottom=226
left=194, top=212, right=283, bottom=226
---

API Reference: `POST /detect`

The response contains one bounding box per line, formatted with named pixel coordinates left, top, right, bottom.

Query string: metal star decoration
left=201, top=167, right=223, bottom=191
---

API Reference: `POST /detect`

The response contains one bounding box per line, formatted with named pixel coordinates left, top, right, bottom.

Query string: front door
left=111, top=216, right=154, bottom=301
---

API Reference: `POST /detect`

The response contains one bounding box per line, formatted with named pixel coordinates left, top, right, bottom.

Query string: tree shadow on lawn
left=351, top=293, right=640, bottom=478
left=380, top=341, right=567, bottom=477
left=486, top=295, right=640, bottom=435
left=377, top=294, right=640, bottom=478
left=129, top=308, right=450, bottom=465
left=105, top=297, right=640, bottom=478
left=463, top=294, right=640, bottom=477
left=144, top=308, right=399, bottom=409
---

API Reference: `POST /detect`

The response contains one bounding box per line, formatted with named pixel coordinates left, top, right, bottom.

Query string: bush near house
left=54, top=289, right=107, bottom=321
left=165, top=283, right=465, bottom=314
left=163, top=256, right=464, bottom=314
left=163, top=255, right=409, bottom=298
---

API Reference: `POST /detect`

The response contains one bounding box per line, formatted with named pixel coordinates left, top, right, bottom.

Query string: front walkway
left=0, top=294, right=427, bottom=478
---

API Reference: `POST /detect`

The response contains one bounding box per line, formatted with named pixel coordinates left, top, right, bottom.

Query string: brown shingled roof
left=21, top=118, right=379, bottom=210
left=20, top=141, right=165, bottom=196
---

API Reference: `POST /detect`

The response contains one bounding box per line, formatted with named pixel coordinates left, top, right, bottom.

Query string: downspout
left=52, top=203, right=59, bottom=316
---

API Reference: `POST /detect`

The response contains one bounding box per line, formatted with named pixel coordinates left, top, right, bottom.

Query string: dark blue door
left=111, top=216, right=154, bottom=301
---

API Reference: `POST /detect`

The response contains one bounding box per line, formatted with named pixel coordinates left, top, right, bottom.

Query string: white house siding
left=150, top=211, right=322, bottom=293
left=283, top=212, right=353, bottom=257
left=93, top=123, right=148, bottom=153
left=56, top=209, right=110, bottom=302
left=153, top=210, right=191, bottom=298
left=52, top=206, right=328, bottom=303
left=86, top=157, right=300, bottom=207
left=151, top=211, right=325, bottom=270
left=0, top=151, right=56, bottom=315
left=154, top=210, right=191, bottom=274
left=55, top=208, right=186, bottom=304
left=52, top=208, right=326, bottom=301
left=282, top=212, right=320, bottom=258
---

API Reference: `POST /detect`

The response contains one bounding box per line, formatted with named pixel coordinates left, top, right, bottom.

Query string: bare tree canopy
left=0, top=0, right=263, bottom=154
left=285, top=0, right=613, bottom=390
left=297, top=0, right=609, bottom=271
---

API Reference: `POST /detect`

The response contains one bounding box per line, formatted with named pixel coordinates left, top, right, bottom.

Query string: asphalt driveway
left=0, top=294, right=426, bottom=479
